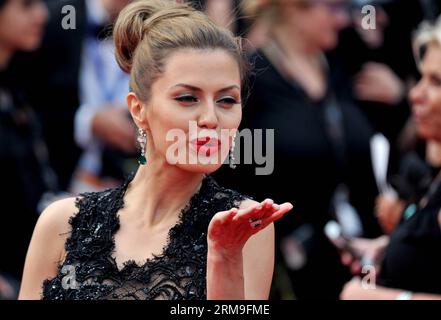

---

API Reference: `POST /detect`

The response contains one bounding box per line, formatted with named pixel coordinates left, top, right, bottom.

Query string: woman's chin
left=417, top=126, right=436, bottom=141
left=174, top=162, right=224, bottom=174
left=19, top=35, right=43, bottom=52
left=417, top=125, right=433, bottom=140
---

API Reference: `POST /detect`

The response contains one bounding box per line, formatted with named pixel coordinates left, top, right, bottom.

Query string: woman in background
left=341, top=17, right=441, bottom=299
left=0, top=0, right=49, bottom=299
left=214, top=0, right=380, bottom=299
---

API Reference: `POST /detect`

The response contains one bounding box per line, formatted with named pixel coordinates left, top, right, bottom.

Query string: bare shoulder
left=35, top=197, right=79, bottom=257
left=19, top=197, right=80, bottom=299
left=38, top=197, right=78, bottom=235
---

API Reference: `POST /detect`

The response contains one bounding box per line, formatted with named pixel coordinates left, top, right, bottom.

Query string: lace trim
left=42, top=173, right=248, bottom=300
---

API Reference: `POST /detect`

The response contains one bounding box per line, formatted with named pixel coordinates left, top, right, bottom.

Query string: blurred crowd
left=1, top=0, right=440, bottom=299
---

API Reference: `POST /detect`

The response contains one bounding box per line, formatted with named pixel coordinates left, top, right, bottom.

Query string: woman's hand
left=92, top=107, right=137, bottom=153
left=341, top=236, right=389, bottom=275
left=206, top=198, right=293, bottom=299
left=354, top=62, right=405, bottom=105
left=375, top=194, right=405, bottom=234
left=207, top=199, right=293, bottom=258
left=340, top=277, right=370, bottom=300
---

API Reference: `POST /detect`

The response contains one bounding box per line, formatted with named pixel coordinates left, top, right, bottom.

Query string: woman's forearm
left=411, top=292, right=441, bottom=300
left=206, top=243, right=244, bottom=300
left=348, top=284, right=441, bottom=300
left=376, top=287, right=441, bottom=300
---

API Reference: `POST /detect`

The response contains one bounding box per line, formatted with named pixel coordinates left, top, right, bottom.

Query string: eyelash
left=174, top=95, right=239, bottom=106
left=175, top=95, right=198, bottom=103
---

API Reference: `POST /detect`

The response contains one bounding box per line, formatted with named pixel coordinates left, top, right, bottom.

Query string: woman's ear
left=127, top=92, right=149, bottom=130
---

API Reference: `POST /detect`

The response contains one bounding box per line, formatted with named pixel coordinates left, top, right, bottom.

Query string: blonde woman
left=19, top=0, right=293, bottom=300
left=224, top=0, right=377, bottom=300
left=341, top=17, right=441, bottom=300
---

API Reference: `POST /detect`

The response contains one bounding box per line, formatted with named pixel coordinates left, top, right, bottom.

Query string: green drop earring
left=137, top=128, right=147, bottom=165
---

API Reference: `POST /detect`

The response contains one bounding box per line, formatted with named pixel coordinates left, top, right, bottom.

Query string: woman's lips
left=413, top=109, right=428, bottom=123
left=190, top=137, right=221, bottom=156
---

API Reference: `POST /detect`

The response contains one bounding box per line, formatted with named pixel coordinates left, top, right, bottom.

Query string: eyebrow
left=170, top=83, right=240, bottom=92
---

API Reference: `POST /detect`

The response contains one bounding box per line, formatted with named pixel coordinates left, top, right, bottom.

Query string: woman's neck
left=271, top=24, right=321, bottom=62
left=268, top=26, right=327, bottom=100
left=125, top=154, right=205, bottom=228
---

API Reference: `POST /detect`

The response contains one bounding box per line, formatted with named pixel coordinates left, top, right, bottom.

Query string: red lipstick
left=191, top=137, right=221, bottom=156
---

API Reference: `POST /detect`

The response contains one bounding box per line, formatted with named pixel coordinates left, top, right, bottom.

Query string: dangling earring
left=229, top=132, right=237, bottom=169
left=137, top=128, right=147, bottom=165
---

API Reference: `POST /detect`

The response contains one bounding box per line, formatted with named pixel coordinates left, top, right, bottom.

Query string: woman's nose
left=335, top=8, right=351, bottom=30
left=33, top=1, right=49, bottom=25
left=198, top=103, right=218, bottom=129
left=409, top=80, right=426, bottom=105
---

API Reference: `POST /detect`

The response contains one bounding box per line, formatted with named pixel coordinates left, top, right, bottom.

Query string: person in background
left=214, top=0, right=380, bottom=299
left=341, top=17, right=441, bottom=299
left=0, top=0, right=49, bottom=299
left=15, top=0, right=133, bottom=192
left=71, top=0, right=136, bottom=193
left=186, top=0, right=247, bottom=36
left=375, top=145, right=436, bottom=234
left=336, top=0, right=441, bottom=178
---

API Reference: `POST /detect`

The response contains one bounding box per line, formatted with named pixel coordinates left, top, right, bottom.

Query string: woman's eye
left=430, top=76, right=441, bottom=87
left=175, top=95, right=198, bottom=103
left=21, top=0, right=38, bottom=8
left=217, top=97, right=239, bottom=106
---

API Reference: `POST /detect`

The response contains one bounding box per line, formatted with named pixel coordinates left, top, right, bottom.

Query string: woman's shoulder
left=35, top=186, right=123, bottom=258
left=36, top=186, right=122, bottom=240
left=38, top=197, right=79, bottom=235
left=38, top=190, right=102, bottom=229
left=31, top=197, right=79, bottom=263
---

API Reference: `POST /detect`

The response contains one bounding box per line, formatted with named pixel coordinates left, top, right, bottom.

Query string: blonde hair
left=240, top=0, right=282, bottom=24
left=413, top=17, right=441, bottom=69
left=113, top=0, right=249, bottom=101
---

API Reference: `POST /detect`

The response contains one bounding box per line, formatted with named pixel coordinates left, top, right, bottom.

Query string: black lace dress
left=42, top=173, right=248, bottom=300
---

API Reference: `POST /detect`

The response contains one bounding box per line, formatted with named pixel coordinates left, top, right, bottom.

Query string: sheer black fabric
left=42, top=173, right=248, bottom=300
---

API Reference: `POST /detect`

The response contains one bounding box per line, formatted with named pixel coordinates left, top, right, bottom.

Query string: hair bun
left=113, top=0, right=169, bottom=73
left=113, top=0, right=194, bottom=73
